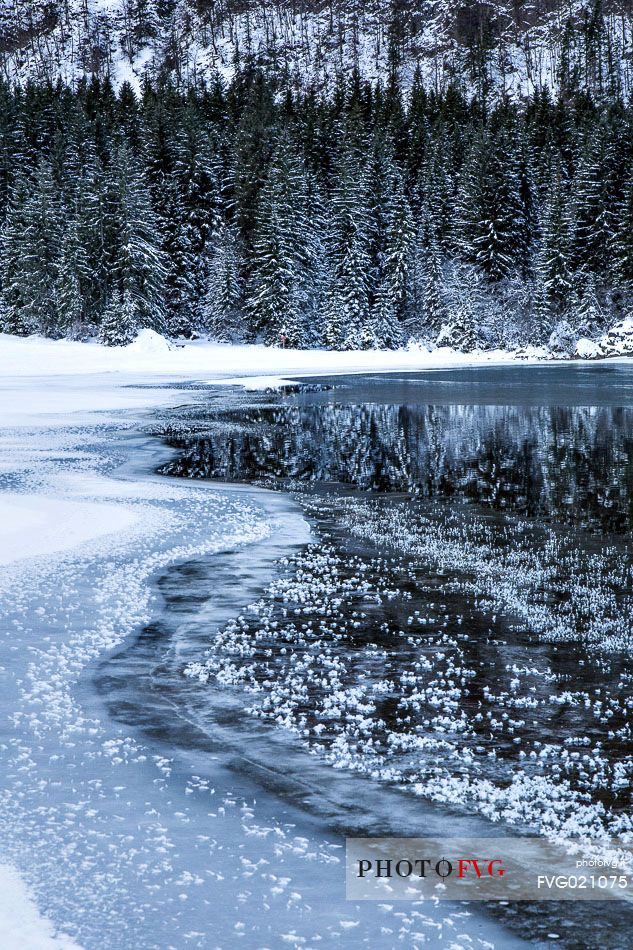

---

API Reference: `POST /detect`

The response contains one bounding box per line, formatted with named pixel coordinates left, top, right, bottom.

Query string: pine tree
left=169, top=123, right=223, bottom=332
left=232, top=77, right=276, bottom=249
left=571, top=273, right=605, bottom=337
left=161, top=180, right=196, bottom=337
left=421, top=241, right=445, bottom=336
left=247, top=135, right=322, bottom=347
left=202, top=221, right=245, bottom=341
left=74, top=150, right=113, bottom=325
left=323, top=130, right=372, bottom=349
left=55, top=214, right=86, bottom=336
left=437, top=298, right=477, bottom=351
left=517, top=138, right=539, bottom=277
left=414, top=134, right=454, bottom=251
left=358, top=137, right=410, bottom=347
left=107, top=144, right=167, bottom=334
left=439, top=262, right=480, bottom=350
left=0, top=162, right=62, bottom=336
left=0, top=169, right=36, bottom=335
left=534, top=159, right=574, bottom=336
left=335, top=236, right=373, bottom=349
left=613, top=174, right=633, bottom=295
left=455, top=127, right=525, bottom=282
left=99, top=289, right=140, bottom=346
left=572, top=127, right=615, bottom=277
left=367, top=182, right=412, bottom=348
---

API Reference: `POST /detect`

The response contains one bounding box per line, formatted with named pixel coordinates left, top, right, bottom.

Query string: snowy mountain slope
left=3, top=0, right=633, bottom=96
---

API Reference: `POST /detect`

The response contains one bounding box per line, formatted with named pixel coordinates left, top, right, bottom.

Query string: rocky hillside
left=2, top=0, right=633, bottom=96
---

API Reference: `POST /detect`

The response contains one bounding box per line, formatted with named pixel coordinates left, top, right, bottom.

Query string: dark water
left=162, top=365, right=633, bottom=534
left=104, top=364, right=633, bottom=949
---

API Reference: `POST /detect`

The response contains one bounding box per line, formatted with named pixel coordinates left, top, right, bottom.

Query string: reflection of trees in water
left=166, top=404, right=633, bottom=532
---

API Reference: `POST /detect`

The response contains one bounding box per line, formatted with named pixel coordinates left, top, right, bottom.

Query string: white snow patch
left=0, top=493, right=138, bottom=566
left=577, top=318, right=633, bottom=359
left=210, top=375, right=299, bottom=391
left=0, top=865, right=82, bottom=949
left=124, top=328, right=174, bottom=355
left=575, top=337, right=601, bottom=359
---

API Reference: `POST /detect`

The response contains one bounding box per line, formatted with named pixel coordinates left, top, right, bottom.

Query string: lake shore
left=0, top=371, right=529, bottom=948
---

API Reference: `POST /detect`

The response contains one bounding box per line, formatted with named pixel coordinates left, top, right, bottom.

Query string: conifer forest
left=3, top=2, right=633, bottom=350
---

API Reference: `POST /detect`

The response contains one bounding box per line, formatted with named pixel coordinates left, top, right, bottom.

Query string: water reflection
left=164, top=401, right=633, bottom=533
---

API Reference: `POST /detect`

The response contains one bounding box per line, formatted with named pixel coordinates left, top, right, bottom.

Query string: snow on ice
left=0, top=863, right=81, bottom=950
left=0, top=333, right=518, bottom=948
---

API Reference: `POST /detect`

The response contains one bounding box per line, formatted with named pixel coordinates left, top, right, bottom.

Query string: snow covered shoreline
left=0, top=401, right=301, bottom=947
left=0, top=329, right=538, bottom=383
left=0, top=330, right=551, bottom=428
left=0, top=355, right=279, bottom=947
left=0, top=864, right=81, bottom=950
left=3, top=326, right=633, bottom=401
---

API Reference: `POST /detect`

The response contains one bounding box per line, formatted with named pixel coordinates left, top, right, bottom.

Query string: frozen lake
left=1, top=363, right=633, bottom=948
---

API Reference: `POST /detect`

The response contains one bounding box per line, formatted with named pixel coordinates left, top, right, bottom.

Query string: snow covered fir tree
left=4, top=1, right=633, bottom=351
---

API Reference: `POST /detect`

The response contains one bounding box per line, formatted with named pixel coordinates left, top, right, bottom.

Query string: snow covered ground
left=0, top=329, right=535, bottom=386
left=3, top=0, right=632, bottom=101
left=3, top=327, right=632, bottom=419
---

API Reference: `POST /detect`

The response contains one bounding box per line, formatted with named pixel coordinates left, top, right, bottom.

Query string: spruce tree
left=0, top=169, right=36, bottom=335
left=414, top=134, right=454, bottom=251
left=0, top=162, right=62, bottom=336
left=55, top=214, right=86, bottom=336
left=161, top=180, right=196, bottom=337
left=421, top=241, right=446, bottom=337
left=534, top=159, right=574, bottom=336
left=74, top=150, right=113, bottom=326
left=232, top=77, right=276, bottom=249
left=202, top=221, right=245, bottom=341
left=108, top=144, right=167, bottom=335
left=571, top=273, right=605, bottom=337
left=612, top=174, right=633, bottom=295
left=323, top=130, right=372, bottom=349
left=247, top=135, right=321, bottom=347
left=99, top=289, right=140, bottom=346
left=572, top=127, right=615, bottom=277
left=368, top=183, right=412, bottom=348
left=170, top=123, right=223, bottom=331
left=455, top=128, right=525, bottom=282
left=334, top=237, right=373, bottom=349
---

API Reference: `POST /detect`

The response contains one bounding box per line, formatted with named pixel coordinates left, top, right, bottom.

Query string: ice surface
left=0, top=352, right=521, bottom=947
